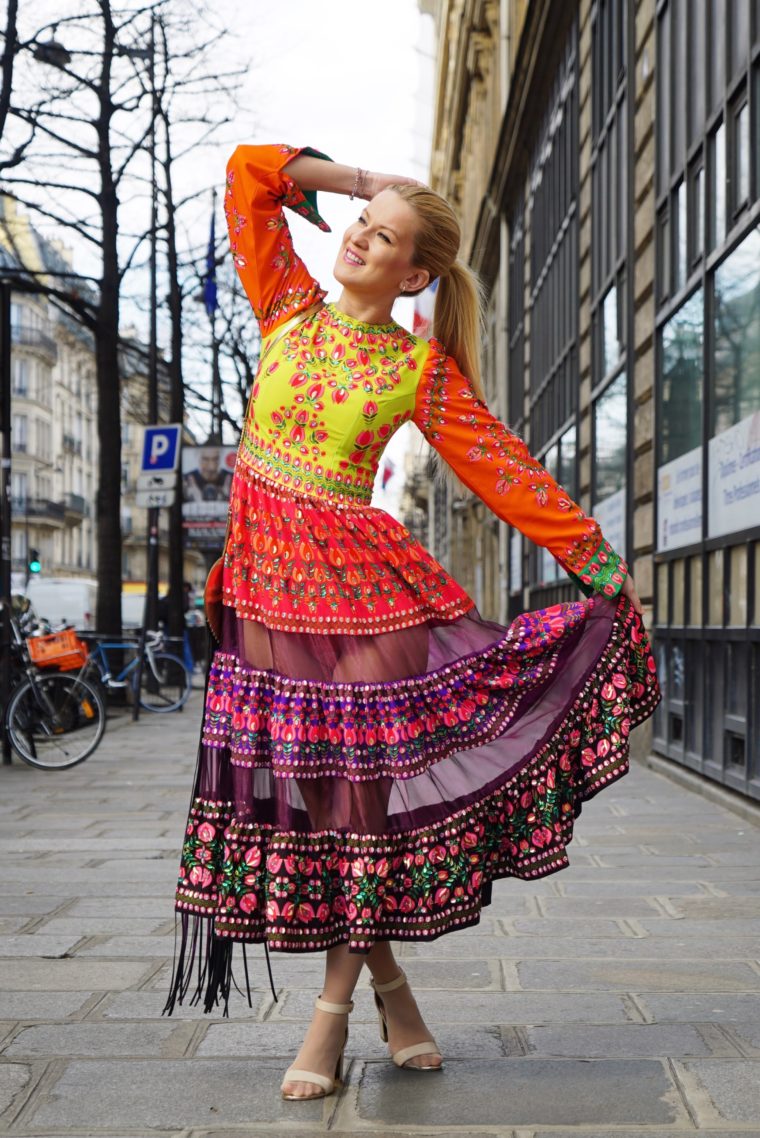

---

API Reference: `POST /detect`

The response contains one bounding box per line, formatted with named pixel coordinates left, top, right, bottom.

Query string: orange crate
left=27, top=629, right=89, bottom=671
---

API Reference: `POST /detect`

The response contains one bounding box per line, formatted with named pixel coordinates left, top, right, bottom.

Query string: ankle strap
left=371, top=969, right=408, bottom=994
left=315, top=996, right=354, bottom=1015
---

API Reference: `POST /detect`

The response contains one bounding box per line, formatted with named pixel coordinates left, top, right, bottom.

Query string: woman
left=165, top=143, right=660, bottom=1101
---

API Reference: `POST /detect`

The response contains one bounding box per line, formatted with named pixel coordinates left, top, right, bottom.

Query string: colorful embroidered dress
left=167, top=144, right=660, bottom=1011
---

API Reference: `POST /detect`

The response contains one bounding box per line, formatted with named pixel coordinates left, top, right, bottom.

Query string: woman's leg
left=281, top=944, right=366, bottom=1099
left=364, top=942, right=443, bottom=1069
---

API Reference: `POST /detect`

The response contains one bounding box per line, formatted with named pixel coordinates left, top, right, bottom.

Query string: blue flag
left=203, top=200, right=218, bottom=317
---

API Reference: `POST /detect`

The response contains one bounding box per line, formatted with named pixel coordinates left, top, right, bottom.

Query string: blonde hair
left=390, top=184, right=485, bottom=402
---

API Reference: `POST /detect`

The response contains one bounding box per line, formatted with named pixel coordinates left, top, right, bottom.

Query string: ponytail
left=389, top=183, right=486, bottom=402
left=433, top=261, right=485, bottom=402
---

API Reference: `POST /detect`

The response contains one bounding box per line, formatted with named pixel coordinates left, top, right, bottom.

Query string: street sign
left=141, top=424, right=181, bottom=473
left=135, top=489, right=176, bottom=509
left=137, top=471, right=176, bottom=492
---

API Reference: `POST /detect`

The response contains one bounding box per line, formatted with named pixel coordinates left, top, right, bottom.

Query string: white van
left=25, top=577, right=98, bottom=632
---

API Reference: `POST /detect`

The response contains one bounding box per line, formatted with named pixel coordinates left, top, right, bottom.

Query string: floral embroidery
left=223, top=466, right=474, bottom=634
left=201, top=602, right=586, bottom=780
left=174, top=598, right=660, bottom=952
left=413, top=344, right=627, bottom=598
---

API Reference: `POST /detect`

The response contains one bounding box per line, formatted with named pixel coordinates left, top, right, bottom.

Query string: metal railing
left=11, top=323, right=58, bottom=362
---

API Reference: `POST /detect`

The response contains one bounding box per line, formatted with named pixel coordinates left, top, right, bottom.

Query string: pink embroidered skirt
left=166, top=473, right=660, bottom=1013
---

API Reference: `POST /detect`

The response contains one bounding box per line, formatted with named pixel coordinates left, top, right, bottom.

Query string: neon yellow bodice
left=237, top=304, right=429, bottom=503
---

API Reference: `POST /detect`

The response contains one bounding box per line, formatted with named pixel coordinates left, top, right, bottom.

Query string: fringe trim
left=162, top=911, right=279, bottom=1017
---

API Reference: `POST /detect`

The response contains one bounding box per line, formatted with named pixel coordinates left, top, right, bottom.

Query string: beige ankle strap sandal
left=370, top=970, right=443, bottom=1070
left=281, top=996, right=354, bottom=1100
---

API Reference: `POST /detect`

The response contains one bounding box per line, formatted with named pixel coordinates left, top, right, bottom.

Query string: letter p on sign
left=140, top=424, right=181, bottom=474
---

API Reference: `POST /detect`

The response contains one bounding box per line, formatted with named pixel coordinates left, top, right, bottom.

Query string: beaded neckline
left=323, top=302, right=400, bottom=335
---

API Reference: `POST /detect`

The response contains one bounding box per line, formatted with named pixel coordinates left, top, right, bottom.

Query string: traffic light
left=27, top=548, right=41, bottom=575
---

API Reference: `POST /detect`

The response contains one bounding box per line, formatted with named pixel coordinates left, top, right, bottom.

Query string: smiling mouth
left=344, top=248, right=365, bottom=266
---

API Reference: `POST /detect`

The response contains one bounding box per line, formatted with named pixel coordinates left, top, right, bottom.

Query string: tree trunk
left=94, top=5, right=122, bottom=636
left=161, top=105, right=186, bottom=642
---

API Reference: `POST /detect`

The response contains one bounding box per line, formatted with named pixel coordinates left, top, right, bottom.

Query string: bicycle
left=1, top=599, right=106, bottom=770
left=80, top=629, right=191, bottom=713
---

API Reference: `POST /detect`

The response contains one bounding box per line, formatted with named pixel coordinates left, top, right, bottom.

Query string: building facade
left=1, top=200, right=205, bottom=606
left=429, top=0, right=760, bottom=799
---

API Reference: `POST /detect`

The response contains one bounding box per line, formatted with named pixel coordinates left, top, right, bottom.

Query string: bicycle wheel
left=138, top=652, right=191, bottom=713
left=6, top=672, right=106, bottom=770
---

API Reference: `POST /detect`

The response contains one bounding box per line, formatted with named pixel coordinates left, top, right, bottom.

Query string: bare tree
left=1, top=0, right=245, bottom=633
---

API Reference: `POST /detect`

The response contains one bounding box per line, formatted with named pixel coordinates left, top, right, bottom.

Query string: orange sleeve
left=224, top=143, right=329, bottom=337
left=413, top=345, right=628, bottom=598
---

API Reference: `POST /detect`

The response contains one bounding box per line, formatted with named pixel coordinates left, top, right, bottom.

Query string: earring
left=399, top=284, right=406, bottom=292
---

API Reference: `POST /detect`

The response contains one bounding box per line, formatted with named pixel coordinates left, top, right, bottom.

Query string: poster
left=657, top=445, right=703, bottom=551
left=708, top=411, right=760, bottom=539
left=181, top=445, right=236, bottom=550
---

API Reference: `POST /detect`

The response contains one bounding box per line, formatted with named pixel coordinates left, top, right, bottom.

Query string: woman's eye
left=358, top=215, right=367, bottom=225
left=378, top=233, right=391, bottom=244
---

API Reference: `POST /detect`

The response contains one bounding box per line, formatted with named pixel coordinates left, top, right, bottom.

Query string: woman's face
left=333, top=189, right=430, bottom=301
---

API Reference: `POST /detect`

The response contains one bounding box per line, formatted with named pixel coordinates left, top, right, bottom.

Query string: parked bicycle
left=78, top=629, right=191, bottom=713
left=1, top=598, right=106, bottom=770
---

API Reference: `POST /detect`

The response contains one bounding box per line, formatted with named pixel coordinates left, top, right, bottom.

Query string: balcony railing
left=64, top=492, right=87, bottom=519
left=10, top=496, right=65, bottom=522
left=11, top=323, right=58, bottom=363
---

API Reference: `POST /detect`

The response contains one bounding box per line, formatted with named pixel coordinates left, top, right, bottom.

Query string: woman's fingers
left=361, top=172, right=428, bottom=199
left=621, top=573, right=643, bottom=615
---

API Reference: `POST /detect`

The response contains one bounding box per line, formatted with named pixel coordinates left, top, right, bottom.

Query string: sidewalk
left=1, top=692, right=760, bottom=1137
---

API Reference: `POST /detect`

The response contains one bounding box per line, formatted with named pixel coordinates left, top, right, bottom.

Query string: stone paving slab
left=0, top=959, right=153, bottom=991
left=0, top=1063, right=29, bottom=1115
left=635, top=993, right=760, bottom=1022
left=516, top=959, right=760, bottom=991
left=1, top=1020, right=193, bottom=1059
left=26, top=1058, right=327, bottom=1129
left=350, top=1059, right=685, bottom=1127
left=679, top=1059, right=760, bottom=1124
left=0, top=992, right=95, bottom=1020
left=522, top=1022, right=725, bottom=1058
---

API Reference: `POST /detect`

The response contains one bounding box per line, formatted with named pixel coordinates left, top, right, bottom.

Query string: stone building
left=1, top=200, right=205, bottom=606
left=429, top=0, right=760, bottom=800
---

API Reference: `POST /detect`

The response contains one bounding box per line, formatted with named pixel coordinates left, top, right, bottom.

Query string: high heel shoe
left=370, top=969, right=443, bottom=1070
left=280, top=996, right=354, bottom=1101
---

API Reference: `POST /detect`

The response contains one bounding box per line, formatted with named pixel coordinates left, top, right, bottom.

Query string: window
left=731, top=99, right=751, bottom=214
left=528, top=20, right=579, bottom=455
left=12, top=414, right=27, bottom=452
left=711, top=121, right=727, bottom=249
left=11, top=358, right=28, bottom=396
left=594, top=374, right=628, bottom=502
left=601, top=285, right=622, bottom=378
left=712, top=225, right=760, bottom=437
left=660, top=289, right=704, bottom=466
left=11, top=471, right=27, bottom=508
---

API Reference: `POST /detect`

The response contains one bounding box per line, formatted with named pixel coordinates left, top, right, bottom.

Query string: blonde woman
left=165, top=144, right=660, bottom=1101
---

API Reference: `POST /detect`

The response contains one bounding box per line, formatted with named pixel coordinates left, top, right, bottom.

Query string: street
left=1, top=695, right=759, bottom=1136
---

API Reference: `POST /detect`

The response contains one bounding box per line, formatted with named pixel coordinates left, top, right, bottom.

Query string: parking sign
left=141, top=424, right=181, bottom=473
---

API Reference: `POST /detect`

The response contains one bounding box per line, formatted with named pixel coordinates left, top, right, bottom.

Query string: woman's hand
left=621, top=573, right=643, bottom=615
left=360, top=171, right=427, bottom=200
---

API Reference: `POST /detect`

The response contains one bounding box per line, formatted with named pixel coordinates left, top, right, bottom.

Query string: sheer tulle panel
left=206, top=599, right=617, bottom=835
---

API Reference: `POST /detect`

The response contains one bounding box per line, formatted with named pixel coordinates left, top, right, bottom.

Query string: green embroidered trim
left=567, top=539, right=628, bottom=598
left=324, top=302, right=401, bottom=336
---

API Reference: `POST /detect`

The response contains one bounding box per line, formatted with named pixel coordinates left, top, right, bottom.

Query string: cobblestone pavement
left=1, top=691, right=760, bottom=1138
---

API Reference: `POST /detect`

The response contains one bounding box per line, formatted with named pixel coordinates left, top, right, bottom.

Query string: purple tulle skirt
left=165, top=593, right=659, bottom=1014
